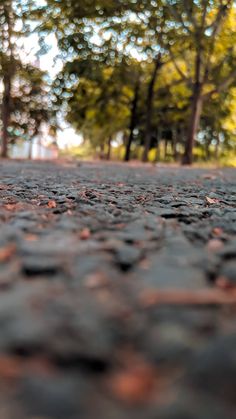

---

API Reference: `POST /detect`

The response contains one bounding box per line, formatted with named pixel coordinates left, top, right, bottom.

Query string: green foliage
left=43, top=0, right=236, bottom=163
left=0, top=0, right=55, bottom=156
left=1, top=0, right=236, bottom=162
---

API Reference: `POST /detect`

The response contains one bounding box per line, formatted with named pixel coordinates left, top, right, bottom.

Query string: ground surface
left=0, top=160, right=236, bottom=419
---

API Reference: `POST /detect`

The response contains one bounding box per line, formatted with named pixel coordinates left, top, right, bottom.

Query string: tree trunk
left=142, top=55, right=162, bottom=162
left=205, top=137, right=211, bottom=161
left=214, top=134, right=220, bottom=160
left=99, top=143, right=105, bottom=159
left=182, top=83, right=202, bottom=165
left=172, top=127, right=178, bottom=161
left=155, top=126, right=161, bottom=162
left=1, top=1, right=14, bottom=159
left=182, top=43, right=203, bottom=165
left=106, top=136, right=112, bottom=160
left=124, top=80, right=139, bottom=162
left=1, top=74, right=11, bottom=158
left=164, top=138, right=168, bottom=161
left=28, top=140, right=33, bottom=160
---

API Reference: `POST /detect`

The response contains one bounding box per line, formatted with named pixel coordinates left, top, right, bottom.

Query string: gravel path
left=0, top=160, right=236, bottom=419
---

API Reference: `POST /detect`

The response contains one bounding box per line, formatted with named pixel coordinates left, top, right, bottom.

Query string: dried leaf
left=206, top=196, right=219, bottom=204
left=216, top=276, right=236, bottom=290
left=201, top=174, right=217, bottom=180
left=0, top=355, right=22, bottom=380
left=4, top=203, right=17, bottom=211
left=0, top=244, right=16, bottom=262
left=139, top=288, right=236, bottom=307
left=47, top=200, right=57, bottom=209
left=212, top=227, right=224, bottom=236
left=109, top=364, right=156, bottom=404
left=85, top=273, right=109, bottom=289
left=25, top=234, right=39, bottom=242
left=80, top=228, right=91, bottom=240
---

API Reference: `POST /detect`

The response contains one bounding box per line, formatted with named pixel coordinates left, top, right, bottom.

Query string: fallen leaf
left=139, top=288, right=236, bottom=306
left=201, top=174, right=217, bottom=180
left=80, top=228, right=91, bottom=240
left=0, top=244, right=16, bottom=262
left=212, top=227, right=224, bottom=236
left=47, top=200, right=57, bottom=208
left=4, top=203, right=18, bottom=211
left=85, top=273, right=109, bottom=289
left=0, top=355, right=22, bottom=380
left=206, top=196, right=219, bottom=204
left=25, top=234, right=39, bottom=242
left=216, top=276, right=236, bottom=290
left=109, top=363, right=156, bottom=404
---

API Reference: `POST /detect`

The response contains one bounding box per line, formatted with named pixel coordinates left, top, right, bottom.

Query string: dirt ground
left=0, top=159, right=235, bottom=419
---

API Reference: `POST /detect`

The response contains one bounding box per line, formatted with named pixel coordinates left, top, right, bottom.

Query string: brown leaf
left=0, top=355, right=22, bottom=380
left=201, top=174, right=217, bottom=180
left=0, top=244, right=16, bottom=262
left=139, top=288, right=236, bottom=307
left=85, top=273, right=109, bottom=289
left=80, top=228, right=91, bottom=240
left=212, top=227, right=224, bottom=236
left=216, top=276, right=236, bottom=290
left=4, top=203, right=18, bottom=211
left=25, top=234, right=39, bottom=242
left=109, top=363, right=156, bottom=404
left=47, top=200, right=57, bottom=208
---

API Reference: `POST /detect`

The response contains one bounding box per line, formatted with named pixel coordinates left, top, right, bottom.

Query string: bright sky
left=23, top=30, right=83, bottom=149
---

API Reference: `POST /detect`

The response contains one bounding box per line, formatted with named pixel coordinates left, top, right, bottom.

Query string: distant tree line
left=1, top=1, right=236, bottom=164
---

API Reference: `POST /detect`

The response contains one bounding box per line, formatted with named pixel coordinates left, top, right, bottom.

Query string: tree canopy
left=1, top=0, right=236, bottom=163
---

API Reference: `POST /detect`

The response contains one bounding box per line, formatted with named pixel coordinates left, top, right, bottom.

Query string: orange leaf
left=110, top=364, right=156, bottom=404
left=139, top=288, right=236, bottom=307
left=80, top=228, right=91, bottom=240
left=47, top=200, right=57, bottom=208
left=0, top=244, right=16, bottom=262
left=0, top=355, right=22, bottom=380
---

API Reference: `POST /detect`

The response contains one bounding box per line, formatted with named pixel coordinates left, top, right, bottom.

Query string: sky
left=23, top=30, right=83, bottom=149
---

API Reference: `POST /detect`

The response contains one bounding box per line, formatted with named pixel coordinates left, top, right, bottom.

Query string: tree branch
left=166, top=1, right=193, bottom=35
left=168, top=47, right=189, bottom=81
left=206, top=0, right=232, bottom=33
left=183, top=0, right=198, bottom=30
left=202, top=67, right=236, bottom=100
left=203, top=0, right=233, bottom=82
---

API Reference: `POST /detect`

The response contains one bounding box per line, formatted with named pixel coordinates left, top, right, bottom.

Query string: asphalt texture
left=0, top=160, right=236, bottom=419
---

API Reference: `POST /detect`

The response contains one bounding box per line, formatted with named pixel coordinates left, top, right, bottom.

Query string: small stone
left=115, top=245, right=142, bottom=271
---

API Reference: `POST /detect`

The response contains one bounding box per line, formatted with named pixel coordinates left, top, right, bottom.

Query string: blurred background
left=0, top=0, right=236, bottom=165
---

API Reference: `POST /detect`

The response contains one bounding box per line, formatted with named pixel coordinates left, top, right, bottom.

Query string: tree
left=165, top=0, right=236, bottom=164
left=0, top=0, right=54, bottom=158
left=11, top=65, right=54, bottom=142
left=0, top=0, right=16, bottom=157
left=43, top=0, right=236, bottom=163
